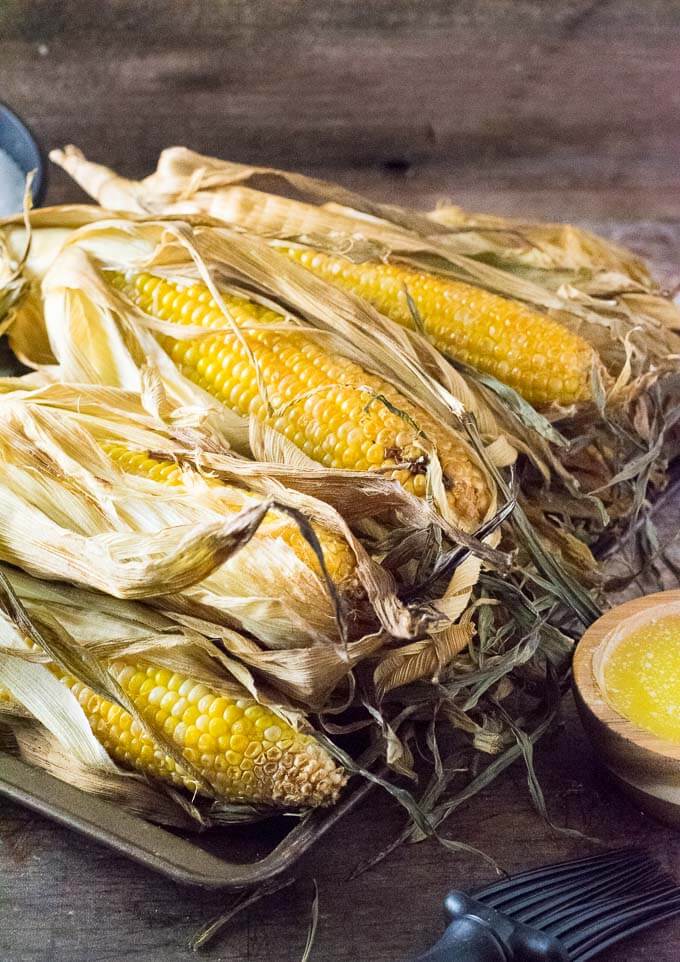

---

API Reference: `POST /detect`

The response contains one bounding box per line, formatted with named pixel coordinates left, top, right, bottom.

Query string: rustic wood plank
left=3, top=0, right=680, bottom=219
left=2, top=694, right=679, bottom=962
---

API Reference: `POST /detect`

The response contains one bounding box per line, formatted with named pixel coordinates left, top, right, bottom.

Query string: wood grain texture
left=3, top=0, right=680, bottom=217
left=2, top=695, right=680, bottom=962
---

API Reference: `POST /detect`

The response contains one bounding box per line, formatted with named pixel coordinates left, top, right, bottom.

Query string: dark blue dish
left=0, top=102, right=46, bottom=210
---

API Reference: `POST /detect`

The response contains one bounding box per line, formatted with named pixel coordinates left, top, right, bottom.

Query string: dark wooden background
left=3, top=0, right=680, bottom=220
left=2, top=2, right=680, bottom=960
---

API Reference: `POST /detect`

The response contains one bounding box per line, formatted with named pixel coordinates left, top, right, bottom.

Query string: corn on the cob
left=283, top=247, right=597, bottom=406
left=49, top=659, right=346, bottom=807
left=101, top=443, right=357, bottom=586
left=110, top=272, right=490, bottom=527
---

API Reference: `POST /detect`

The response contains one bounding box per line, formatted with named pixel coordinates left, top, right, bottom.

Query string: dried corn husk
left=47, top=147, right=679, bottom=552
left=0, top=562, right=329, bottom=824
left=50, top=146, right=680, bottom=370
left=0, top=173, right=601, bottom=843
left=0, top=380, right=471, bottom=704
left=0, top=214, right=518, bottom=663
left=0, top=387, right=326, bottom=639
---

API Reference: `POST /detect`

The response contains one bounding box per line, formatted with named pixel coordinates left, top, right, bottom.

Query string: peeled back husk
left=0, top=564, right=346, bottom=818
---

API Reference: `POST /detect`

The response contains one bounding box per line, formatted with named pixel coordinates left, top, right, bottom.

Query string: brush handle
left=406, top=893, right=570, bottom=962
left=409, top=915, right=508, bottom=961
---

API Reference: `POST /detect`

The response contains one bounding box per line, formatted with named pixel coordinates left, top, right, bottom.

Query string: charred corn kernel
left=109, top=272, right=490, bottom=527
left=100, top=442, right=356, bottom=586
left=284, top=247, right=597, bottom=407
left=48, top=660, right=346, bottom=807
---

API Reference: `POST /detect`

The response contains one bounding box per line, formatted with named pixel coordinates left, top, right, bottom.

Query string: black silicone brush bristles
left=473, top=849, right=680, bottom=961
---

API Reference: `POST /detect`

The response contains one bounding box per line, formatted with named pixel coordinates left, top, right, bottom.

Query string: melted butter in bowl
left=574, top=591, right=680, bottom=826
left=603, top=615, right=680, bottom=743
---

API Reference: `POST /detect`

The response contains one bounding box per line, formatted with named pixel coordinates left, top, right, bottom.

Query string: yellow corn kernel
left=284, top=247, right=597, bottom=406
left=109, top=272, right=490, bottom=528
left=54, top=661, right=346, bottom=807
left=100, top=442, right=356, bottom=585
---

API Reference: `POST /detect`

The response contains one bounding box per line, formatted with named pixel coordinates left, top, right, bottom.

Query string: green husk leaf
left=451, top=359, right=568, bottom=448
left=493, top=699, right=597, bottom=843
left=462, top=411, right=601, bottom=626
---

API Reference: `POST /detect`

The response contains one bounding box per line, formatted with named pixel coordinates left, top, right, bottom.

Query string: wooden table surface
left=1, top=691, right=679, bottom=962
left=2, top=3, right=680, bottom=958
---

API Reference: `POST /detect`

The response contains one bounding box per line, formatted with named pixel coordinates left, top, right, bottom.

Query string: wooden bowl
left=573, top=590, right=680, bottom=827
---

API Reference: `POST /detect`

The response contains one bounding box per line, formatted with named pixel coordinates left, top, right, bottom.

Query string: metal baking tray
left=0, top=749, right=376, bottom=890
